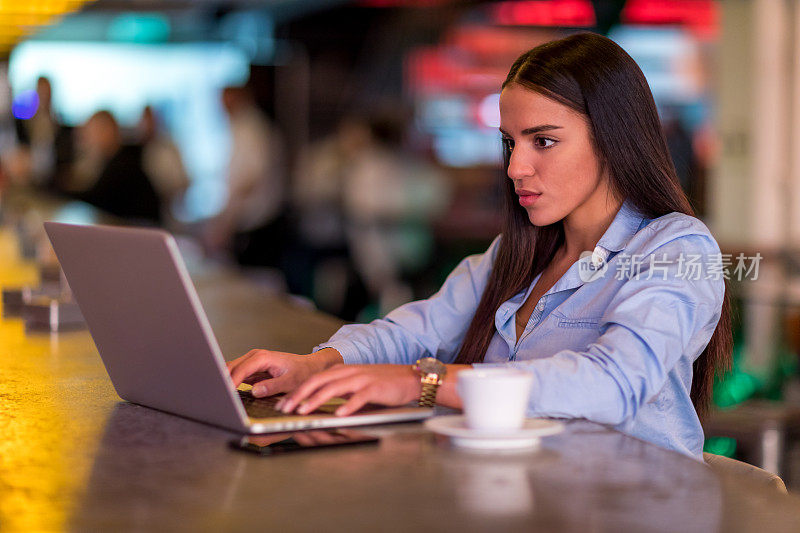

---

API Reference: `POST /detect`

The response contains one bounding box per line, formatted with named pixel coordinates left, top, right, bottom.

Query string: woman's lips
left=517, top=193, right=541, bottom=207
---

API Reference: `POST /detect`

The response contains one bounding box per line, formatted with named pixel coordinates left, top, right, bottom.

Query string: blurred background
left=2, top=0, right=800, bottom=480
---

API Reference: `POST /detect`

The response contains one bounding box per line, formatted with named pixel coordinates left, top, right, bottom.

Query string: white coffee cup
left=457, top=368, right=534, bottom=432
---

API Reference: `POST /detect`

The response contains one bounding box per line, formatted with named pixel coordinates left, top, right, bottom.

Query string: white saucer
left=424, top=415, right=564, bottom=450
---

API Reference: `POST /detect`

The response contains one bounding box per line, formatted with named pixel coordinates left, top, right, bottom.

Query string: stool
left=703, top=400, right=800, bottom=485
left=704, top=452, right=788, bottom=493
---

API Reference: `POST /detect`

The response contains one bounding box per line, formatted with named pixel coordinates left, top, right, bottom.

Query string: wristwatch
left=413, top=357, right=447, bottom=408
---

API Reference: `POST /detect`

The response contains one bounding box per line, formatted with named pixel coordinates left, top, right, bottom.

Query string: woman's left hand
left=276, top=364, right=420, bottom=417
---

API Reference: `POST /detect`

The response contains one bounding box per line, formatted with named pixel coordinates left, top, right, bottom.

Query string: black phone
left=229, top=428, right=380, bottom=456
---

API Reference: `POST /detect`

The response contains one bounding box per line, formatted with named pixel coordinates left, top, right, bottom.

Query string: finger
left=280, top=365, right=360, bottom=412
left=334, top=388, right=376, bottom=417
left=278, top=365, right=356, bottom=411
left=295, top=375, right=371, bottom=415
left=251, top=372, right=295, bottom=397
left=230, top=352, right=284, bottom=388
left=242, top=371, right=274, bottom=385
left=227, top=349, right=263, bottom=384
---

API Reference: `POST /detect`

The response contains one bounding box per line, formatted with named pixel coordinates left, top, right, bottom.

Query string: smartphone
left=229, top=428, right=380, bottom=456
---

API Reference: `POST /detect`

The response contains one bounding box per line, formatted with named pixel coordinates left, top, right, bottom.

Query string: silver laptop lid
left=44, top=222, right=250, bottom=432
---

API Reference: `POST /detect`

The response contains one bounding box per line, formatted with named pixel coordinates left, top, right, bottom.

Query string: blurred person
left=227, top=33, right=733, bottom=460
left=137, top=105, right=190, bottom=226
left=13, top=76, right=73, bottom=190
left=287, top=116, right=372, bottom=319
left=204, top=85, right=287, bottom=268
left=343, top=111, right=450, bottom=316
left=70, top=110, right=161, bottom=224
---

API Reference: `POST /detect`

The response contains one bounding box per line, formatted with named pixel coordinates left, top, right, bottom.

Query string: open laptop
left=44, top=222, right=432, bottom=434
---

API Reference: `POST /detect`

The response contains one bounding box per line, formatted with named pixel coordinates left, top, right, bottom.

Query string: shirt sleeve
left=313, top=235, right=502, bottom=365
left=478, top=233, right=725, bottom=426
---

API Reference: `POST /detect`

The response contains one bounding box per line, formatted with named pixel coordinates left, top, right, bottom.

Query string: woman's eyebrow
left=499, top=125, right=563, bottom=136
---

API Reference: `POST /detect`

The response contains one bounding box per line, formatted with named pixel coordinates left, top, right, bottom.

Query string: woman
left=227, top=32, right=731, bottom=459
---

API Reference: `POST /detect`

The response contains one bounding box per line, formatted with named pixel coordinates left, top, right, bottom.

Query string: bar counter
left=2, top=227, right=800, bottom=532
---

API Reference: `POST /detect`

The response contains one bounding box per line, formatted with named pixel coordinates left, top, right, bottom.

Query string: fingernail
left=252, top=385, right=266, bottom=397
left=297, top=404, right=310, bottom=415
left=280, top=401, right=293, bottom=413
left=335, top=407, right=346, bottom=416
left=275, top=399, right=285, bottom=410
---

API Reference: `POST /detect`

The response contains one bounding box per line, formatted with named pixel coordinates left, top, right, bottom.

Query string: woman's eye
left=502, top=137, right=515, bottom=151
left=534, top=137, right=556, bottom=148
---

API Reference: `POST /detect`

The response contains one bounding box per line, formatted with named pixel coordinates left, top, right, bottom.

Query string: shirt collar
left=512, top=199, right=649, bottom=299
left=533, top=199, right=649, bottom=296
left=594, top=198, right=648, bottom=254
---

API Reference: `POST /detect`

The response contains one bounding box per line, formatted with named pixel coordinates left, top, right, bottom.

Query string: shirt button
left=591, top=246, right=608, bottom=269
left=536, top=302, right=545, bottom=311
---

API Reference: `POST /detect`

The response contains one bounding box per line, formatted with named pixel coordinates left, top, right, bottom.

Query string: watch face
left=417, top=357, right=446, bottom=376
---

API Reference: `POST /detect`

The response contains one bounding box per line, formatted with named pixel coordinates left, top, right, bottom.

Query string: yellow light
left=0, top=228, right=104, bottom=531
left=0, top=0, right=97, bottom=54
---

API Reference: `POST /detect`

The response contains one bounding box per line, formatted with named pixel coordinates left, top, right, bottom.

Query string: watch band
left=419, top=374, right=442, bottom=407
left=413, top=357, right=446, bottom=408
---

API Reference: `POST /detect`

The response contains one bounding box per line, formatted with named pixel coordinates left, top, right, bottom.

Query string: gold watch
left=413, top=357, right=447, bottom=408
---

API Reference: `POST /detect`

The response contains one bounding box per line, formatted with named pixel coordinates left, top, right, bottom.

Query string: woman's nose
left=506, top=149, right=535, bottom=181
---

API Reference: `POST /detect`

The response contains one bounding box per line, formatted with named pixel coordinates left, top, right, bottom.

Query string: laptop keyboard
left=237, top=390, right=339, bottom=418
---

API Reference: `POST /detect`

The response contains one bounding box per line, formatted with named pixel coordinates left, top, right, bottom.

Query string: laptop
left=44, top=222, right=432, bottom=434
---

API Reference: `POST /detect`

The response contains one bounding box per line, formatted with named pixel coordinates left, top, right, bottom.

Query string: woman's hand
left=276, top=364, right=420, bottom=417
left=226, top=348, right=343, bottom=397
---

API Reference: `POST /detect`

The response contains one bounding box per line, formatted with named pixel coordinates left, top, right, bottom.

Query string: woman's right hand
left=226, top=347, right=344, bottom=397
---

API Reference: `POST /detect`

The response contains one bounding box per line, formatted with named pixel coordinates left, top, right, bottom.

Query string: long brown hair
left=453, top=32, right=732, bottom=416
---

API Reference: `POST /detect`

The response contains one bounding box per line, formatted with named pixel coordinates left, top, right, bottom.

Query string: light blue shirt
left=315, top=199, right=725, bottom=459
